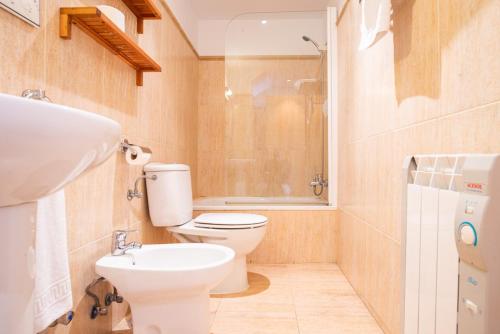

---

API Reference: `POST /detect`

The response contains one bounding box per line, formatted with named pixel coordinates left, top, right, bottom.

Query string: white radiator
left=402, top=155, right=462, bottom=334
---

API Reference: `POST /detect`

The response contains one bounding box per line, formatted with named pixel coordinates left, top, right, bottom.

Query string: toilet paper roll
left=125, top=145, right=152, bottom=166
left=97, top=5, right=126, bottom=32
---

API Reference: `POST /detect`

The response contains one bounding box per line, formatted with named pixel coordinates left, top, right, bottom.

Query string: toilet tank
left=144, top=163, right=193, bottom=227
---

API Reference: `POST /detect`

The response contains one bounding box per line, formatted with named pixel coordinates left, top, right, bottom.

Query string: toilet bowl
left=144, top=163, right=268, bottom=294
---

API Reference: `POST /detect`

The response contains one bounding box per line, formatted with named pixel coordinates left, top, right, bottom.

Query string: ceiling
left=189, top=0, right=332, bottom=20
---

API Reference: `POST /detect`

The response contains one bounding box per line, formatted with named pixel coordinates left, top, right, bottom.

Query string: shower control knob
left=459, top=223, right=477, bottom=246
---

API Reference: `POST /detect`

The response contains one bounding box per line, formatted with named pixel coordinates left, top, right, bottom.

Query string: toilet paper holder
left=119, top=138, right=152, bottom=156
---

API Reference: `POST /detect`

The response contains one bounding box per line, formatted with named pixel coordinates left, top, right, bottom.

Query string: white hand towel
left=359, top=0, right=392, bottom=50
left=34, top=190, right=73, bottom=333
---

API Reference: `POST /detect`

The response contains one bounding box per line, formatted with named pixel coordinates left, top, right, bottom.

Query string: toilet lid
left=193, top=213, right=268, bottom=230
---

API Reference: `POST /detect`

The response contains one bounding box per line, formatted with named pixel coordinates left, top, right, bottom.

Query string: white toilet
left=144, top=163, right=268, bottom=294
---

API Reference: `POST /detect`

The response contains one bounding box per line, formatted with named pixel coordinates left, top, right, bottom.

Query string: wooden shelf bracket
left=121, top=0, right=162, bottom=34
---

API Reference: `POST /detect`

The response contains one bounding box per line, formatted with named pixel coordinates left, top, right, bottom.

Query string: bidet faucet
left=21, top=88, right=52, bottom=102
left=111, top=230, right=142, bottom=256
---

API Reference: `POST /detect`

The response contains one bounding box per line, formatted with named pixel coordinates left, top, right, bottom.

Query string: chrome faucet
left=111, top=230, right=142, bottom=256
left=21, top=88, right=52, bottom=102
left=127, top=174, right=157, bottom=201
left=310, top=174, right=328, bottom=196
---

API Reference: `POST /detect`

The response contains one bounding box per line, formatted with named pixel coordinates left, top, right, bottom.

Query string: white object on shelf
left=0, top=0, right=40, bottom=27
left=97, top=5, right=125, bottom=32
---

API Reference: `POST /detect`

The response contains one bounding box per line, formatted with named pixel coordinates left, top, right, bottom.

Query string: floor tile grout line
left=208, top=264, right=383, bottom=333
left=290, top=280, right=302, bottom=334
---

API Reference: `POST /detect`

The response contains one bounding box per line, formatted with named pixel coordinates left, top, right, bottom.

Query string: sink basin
left=0, top=93, right=121, bottom=207
left=96, top=244, right=235, bottom=334
left=0, top=92, right=121, bottom=334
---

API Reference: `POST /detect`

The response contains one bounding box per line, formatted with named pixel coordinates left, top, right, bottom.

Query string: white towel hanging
left=358, top=0, right=392, bottom=50
left=34, top=190, right=73, bottom=333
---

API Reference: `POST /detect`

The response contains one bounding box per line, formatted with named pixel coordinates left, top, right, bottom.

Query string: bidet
left=96, top=243, right=235, bottom=334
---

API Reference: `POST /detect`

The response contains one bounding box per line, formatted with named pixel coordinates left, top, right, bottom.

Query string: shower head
left=302, top=35, right=321, bottom=51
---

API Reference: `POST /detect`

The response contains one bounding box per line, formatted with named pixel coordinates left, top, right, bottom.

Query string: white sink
left=96, top=244, right=235, bottom=334
left=0, top=93, right=121, bottom=207
left=0, top=92, right=121, bottom=334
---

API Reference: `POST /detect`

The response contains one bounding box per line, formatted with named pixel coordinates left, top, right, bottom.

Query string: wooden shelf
left=60, top=7, right=161, bottom=86
left=121, top=0, right=162, bottom=34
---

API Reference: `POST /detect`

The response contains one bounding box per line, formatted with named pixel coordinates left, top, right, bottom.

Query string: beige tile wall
left=195, top=210, right=338, bottom=264
left=0, top=0, right=197, bottom=332
left=198, top=57, right=328, bottom=197
left=336, top=0, right=500, bottom=333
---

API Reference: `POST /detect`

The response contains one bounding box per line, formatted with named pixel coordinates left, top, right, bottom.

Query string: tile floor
left=209, top=264, right=383, bottom=334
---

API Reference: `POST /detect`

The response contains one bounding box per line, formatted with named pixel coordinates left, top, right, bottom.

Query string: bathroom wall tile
left=337, top=211, right=367, bottom=296
left=0, top=4, right=45, bottom=95
left=363, top=222, right=401, bottom=334
left=198, top=102, right=226, bottom=152
left=54, top=236, right=114, bottom=334
left=65, top=157, right=117, bottom=251
left=44, top=0, right=105, bottom=114
left=197, top=150, right=227, bottom=196
left=439, top=0, right=500, bottom=114
left=194, top=210, right=336, bottom=264
left=438, top=102, right=500, bottom=154
left=392, top=0, right=441, bottom=127
left=199, top=60, right=225, bottom=107
left=198, top=59, right=225, bottom=163
left=225, top=157, right=258, bottom=196
left=248, top=210, right=336, bottom=264
left=112, top=158, right=138, bottom=231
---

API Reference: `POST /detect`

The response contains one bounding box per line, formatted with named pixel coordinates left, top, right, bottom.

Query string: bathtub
left=193, top=196, right=333, bottom=211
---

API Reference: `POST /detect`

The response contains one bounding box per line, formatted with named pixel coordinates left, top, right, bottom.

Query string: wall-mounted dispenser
left=120, top=138, right=152, bottom=166
left=401, top=154, right=499, bottom=334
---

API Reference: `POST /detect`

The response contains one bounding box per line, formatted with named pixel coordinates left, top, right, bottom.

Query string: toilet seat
left=194, top=213, right=267, bottom=229
left=168, top=213, right=267, bottom=237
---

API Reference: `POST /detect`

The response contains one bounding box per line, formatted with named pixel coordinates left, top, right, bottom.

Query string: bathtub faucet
left=310, top=174, right=328, bottom=196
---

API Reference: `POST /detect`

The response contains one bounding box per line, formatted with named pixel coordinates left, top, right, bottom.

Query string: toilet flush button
left=464, top=299, right=479, bottom=315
